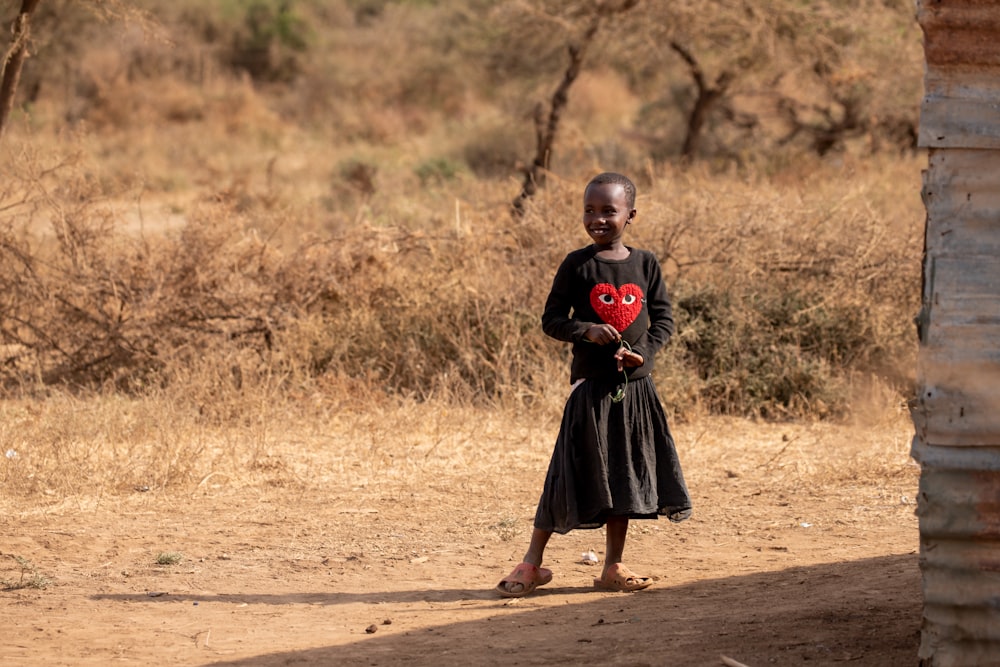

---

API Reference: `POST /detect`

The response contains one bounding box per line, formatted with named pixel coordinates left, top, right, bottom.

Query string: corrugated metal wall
left=913, top=1, right=1000, bottom=665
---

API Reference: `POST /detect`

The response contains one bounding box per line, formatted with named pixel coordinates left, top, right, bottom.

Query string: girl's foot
left=495, top=562, right=553, bottom=598
left=593, top=563, right=653, bottom=592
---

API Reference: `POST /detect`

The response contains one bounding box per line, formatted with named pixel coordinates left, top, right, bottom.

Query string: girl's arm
left=629, top=253, right=674, bottom=362
left=541, top=256, right=592, bottom=343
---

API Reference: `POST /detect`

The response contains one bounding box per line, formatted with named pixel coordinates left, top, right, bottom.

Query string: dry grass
left=0, top=384, right=917, bottom=522
left=0, top=0, right=925, bottom=502
left=0, top=147, right=923, bottom=500
left=0, top=150, right=920, bottom=397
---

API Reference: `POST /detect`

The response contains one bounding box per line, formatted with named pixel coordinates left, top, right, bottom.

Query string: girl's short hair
left=587, top=172, right=636, bottom=209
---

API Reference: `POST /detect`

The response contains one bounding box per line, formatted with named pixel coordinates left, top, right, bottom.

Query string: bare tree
left=0, top=0, right=42, bottom=144
left=607, top=0, right=920, bottom=163
left=511, top=0, right=638, bottom=217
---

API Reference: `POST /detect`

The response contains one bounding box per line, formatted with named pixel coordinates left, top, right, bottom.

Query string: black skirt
left=533, top=375, right=692, bottom=534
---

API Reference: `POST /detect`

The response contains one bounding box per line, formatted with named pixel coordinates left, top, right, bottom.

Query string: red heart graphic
left=589, top=283, right=644, bottom=332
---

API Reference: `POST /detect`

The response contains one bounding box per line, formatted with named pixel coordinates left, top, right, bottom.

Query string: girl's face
left=583, top=182, right=635, bottom=248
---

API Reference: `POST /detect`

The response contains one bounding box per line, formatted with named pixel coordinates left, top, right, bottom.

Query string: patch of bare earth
left=0, top=411, right=920, bottom=666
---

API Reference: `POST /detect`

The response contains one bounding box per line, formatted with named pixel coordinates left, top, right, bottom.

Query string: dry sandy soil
left=1, top=409, right=921, bottom=667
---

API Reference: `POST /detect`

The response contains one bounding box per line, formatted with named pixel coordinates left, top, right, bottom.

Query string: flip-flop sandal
left=495, top=562, right=553, bottom=598
left=593, top=563, right=653, bottom=592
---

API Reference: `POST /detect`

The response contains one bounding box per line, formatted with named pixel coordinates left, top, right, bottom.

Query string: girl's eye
left=622, top=294, right=636, bottom=305
left=598, top=294, right=615, bottom=305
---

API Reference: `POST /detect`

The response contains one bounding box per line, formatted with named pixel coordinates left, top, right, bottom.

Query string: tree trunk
left=670, top=40, right=732, bottom=163
left=511, top=17, right=598, bottom=217
left=0, top=0, right=43, bottom=144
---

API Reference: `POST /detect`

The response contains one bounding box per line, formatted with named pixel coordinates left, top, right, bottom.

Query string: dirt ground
left=0, top=412, right=922, bottom=667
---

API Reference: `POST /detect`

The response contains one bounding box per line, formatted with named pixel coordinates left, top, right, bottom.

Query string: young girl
left=496, top=172, right=692, bottom=597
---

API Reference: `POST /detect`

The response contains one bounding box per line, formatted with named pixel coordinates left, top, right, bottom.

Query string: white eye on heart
left=598, top=294, right=615, bottom=305
left=622, top=294, right=636, bottom=305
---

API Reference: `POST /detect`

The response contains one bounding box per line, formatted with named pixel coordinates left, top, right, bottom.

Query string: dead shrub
left=0, top=134, right=920, bottom=424
left=462, top=119, right=532, bottom=179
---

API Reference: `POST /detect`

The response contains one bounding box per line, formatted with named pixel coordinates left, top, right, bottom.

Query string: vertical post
left=913, top=2, right=1000, bottom=665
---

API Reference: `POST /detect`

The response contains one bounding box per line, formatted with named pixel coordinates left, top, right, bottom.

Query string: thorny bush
left=0, top=155, right=919, bottom=420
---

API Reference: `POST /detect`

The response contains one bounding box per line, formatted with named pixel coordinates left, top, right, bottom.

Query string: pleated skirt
left=533, top=375, right=692, bottom=535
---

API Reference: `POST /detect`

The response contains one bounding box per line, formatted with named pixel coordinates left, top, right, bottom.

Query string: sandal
left=593, top=563, right=653, bottom=592
left=495, top=562, right=553, bottom=598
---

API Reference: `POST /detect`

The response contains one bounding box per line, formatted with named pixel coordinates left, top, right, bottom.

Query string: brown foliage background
left=0, top=0, right=924, bottom=496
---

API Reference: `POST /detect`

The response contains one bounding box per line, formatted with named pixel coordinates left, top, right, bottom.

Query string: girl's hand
left=584, top=324, right=620, bottom=345
left=614, top=346, right=644, bottom=372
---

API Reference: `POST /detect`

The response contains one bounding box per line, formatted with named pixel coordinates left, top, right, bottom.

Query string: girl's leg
left=597, top=516, right=652, bottom=590
left=603, top=515, right=629, bottom=573
left=497, top=528, right=553, bottom=596
left=522, top=527, right=553, bottom=566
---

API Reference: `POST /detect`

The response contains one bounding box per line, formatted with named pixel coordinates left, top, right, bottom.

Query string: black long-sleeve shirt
left=542, top=246, right=674, bottom=384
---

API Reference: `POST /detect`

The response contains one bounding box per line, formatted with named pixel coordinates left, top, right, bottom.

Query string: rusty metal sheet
left=920, top=72, right=1000, bottom=149
left=913, top=462, right=1000, bottom=539
left=911, top=439, right=1000, bottom=663
left=915, top=3, right=1000, bottom=664
left=925, top=255, right=1000, bottom=327
left=919, top=1, right=1000, bottom=69
left=919, top=0, right=1000, bottom=148
left=913, top=379, right=1000, bottom=447
left=922, top=150, right=1000, bottom=257
left=915, top=254, right=1000, bottom=446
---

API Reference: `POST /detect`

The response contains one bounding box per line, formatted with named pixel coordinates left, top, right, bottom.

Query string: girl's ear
left=627, top=208, right=637, bottom=223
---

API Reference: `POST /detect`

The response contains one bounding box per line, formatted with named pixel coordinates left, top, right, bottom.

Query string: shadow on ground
left=100, top=554, right=922, bottom=667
